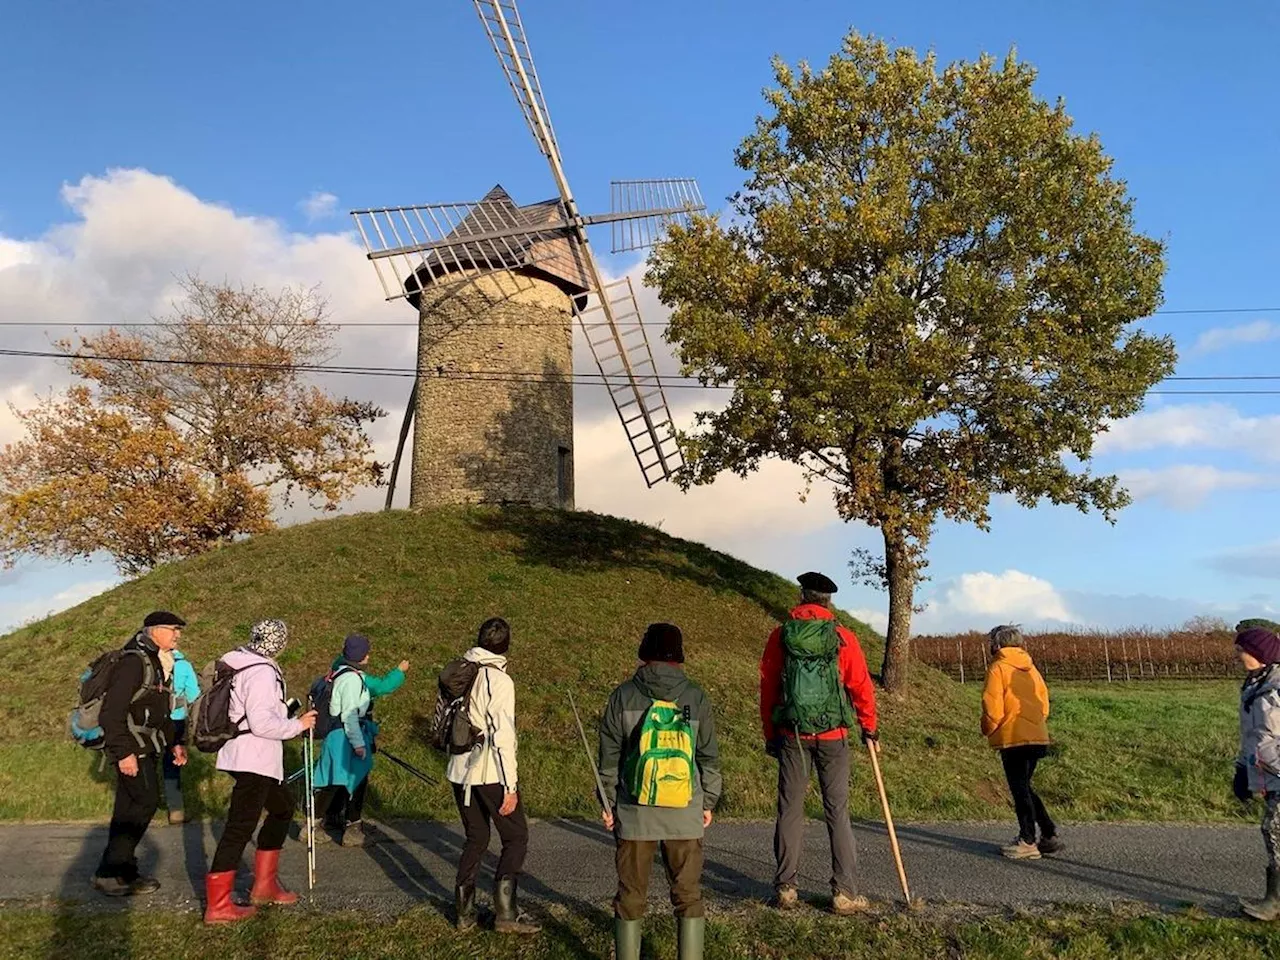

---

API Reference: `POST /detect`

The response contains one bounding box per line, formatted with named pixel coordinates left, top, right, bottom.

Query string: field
left=3, top=903, right=1279, bottom=960
left=914, top=626, right=1242, bottom=683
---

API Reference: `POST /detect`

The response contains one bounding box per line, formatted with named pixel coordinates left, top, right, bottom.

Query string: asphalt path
left=0, top=818, right=1264, bottom=916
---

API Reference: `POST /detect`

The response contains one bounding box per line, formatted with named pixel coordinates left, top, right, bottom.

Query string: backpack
left=430, top=658, right=484, bottom=755
left=773, top=618, right=855, bottom=735
left=68, top=648, right=155, bottom=750
left=625, top=699, right=696, bottom=808
left=309, top=666, right=365, bottom=739
left=189, top=659, right=278, bottom=753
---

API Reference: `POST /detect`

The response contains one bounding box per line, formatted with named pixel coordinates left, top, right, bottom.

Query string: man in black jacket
left=91, top=610, right=187, bottom=896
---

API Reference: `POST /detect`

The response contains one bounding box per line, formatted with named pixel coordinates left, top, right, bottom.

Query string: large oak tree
left=647, top=34, right=1176, bottom=691
left=1, top=278, right=386, bottom=574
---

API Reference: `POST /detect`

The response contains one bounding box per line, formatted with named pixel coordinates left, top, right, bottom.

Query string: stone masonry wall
left=410, top=269, right=574, bottom=509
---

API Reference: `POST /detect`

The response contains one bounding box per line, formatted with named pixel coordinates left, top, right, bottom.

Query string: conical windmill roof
left=404, top=184, right=591, bottom=305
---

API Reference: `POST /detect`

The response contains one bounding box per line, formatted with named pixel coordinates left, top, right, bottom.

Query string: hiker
left=760, top=571, right=878, bottom=914
left=1233, top=625, right=1280, bottom=921
left=310, top=633, right=408, bottom=846
left=204, top=619, right=317, bottom=924
left=444, top=617, right=541, bottom=935
left=980, top=624, right=1062, bottom=860
left=599, top=623, right=722, bottom=960
left=163, top=645, right=200, bottom=824
left=90, top=611, right=186, bottom=897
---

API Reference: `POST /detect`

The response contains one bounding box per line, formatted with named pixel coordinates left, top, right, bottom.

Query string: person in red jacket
left=760, top=571, right=878, bottom=915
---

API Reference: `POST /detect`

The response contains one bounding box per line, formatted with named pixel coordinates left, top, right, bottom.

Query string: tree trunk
left=878, top=528, right=915, bottom=692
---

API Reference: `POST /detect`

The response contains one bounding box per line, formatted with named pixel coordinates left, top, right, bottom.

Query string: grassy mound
left=0, top=507, right=1246, bottom=824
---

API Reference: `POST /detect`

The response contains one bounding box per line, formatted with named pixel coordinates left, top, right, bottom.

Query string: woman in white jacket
left=446, top=617, right=539, bottom=936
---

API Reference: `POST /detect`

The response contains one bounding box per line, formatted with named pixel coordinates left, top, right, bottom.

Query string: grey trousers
left=773, top=736, right=858, bottom=897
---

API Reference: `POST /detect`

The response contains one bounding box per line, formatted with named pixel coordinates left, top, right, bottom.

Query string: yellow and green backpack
left=626, top=699, right=696, bottom=808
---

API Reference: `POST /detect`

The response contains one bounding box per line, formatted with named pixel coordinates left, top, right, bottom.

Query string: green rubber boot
left=613, top=918, right=642, bottom=960
left=677, top=916, right=705, bottom=960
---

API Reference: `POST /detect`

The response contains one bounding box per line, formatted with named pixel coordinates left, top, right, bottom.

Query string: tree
left=646, top=33, right=1176, bottom=692
left=0, top=278, right=386, bottom=574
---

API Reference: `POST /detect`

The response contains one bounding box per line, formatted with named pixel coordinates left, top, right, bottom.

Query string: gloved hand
left=861, top=728, right=879, bottom=746
left=1233, top=762, right=1252, bottom=803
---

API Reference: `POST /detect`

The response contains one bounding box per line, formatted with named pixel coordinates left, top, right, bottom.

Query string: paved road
left=0, top=819, right=1264, bottom=916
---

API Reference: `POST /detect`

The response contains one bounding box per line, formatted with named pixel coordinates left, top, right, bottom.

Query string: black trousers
left=161, top=720, right=186, bottom=786
left=96, top=756, right=160, bottom=881
left=452, top=782, right=529, bottom=888
left=314, top=776, right=368, bottom=826
left=1000, top=745, right=1056, bottom=843
left=210, top=771, right=296, bottom=873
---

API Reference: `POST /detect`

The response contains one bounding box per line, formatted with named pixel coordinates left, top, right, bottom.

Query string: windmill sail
left=472, top=0, right=688, bottom=486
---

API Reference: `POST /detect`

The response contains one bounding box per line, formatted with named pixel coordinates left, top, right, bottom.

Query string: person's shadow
left=45, top=826, right=157, bottom=960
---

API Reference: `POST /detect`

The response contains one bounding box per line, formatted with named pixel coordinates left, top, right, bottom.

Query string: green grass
left=3, top=904, right=1279, bottom=960
left=0, top=506, right=1250, bottom=824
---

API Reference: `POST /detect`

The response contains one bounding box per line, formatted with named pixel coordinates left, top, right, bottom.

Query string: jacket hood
left=222, top=647, right=279, bottom=669
left=788, top=603, right=835, bottom=623
left=464, top=646, right=508, bottom=669
left=633, top=662, right=690, bottom=700
left=996, top=646, right=1035, bottom=671
left=173, top=650, right=188, bottom=662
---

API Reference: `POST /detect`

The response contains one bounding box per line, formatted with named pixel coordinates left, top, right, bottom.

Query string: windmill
left=351, top=0, right=705, bottom=511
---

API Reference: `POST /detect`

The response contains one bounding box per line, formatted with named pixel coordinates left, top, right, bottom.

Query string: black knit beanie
left=477, top=617, right=511, bottom=655
left=638, top=622, right=684, bottom=664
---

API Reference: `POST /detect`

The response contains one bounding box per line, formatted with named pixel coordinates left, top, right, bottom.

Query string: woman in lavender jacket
left=203, top=620, right=317, bottom=924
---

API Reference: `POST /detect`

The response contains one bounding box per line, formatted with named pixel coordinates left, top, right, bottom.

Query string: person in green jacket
left=310, top=633, right=409, bottom=846
left=599, top=623, right=721, bottom=960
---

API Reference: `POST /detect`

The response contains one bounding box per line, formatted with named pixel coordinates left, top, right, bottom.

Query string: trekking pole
left=567, top=690, right=609, bottom=814
left=865, top=741, right=911, bottom=904
left=379, top=748, right=440, bottom=786
left=304, top=717, right=315, bottom=891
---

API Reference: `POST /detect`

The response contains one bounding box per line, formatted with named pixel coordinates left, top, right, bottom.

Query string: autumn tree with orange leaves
left=0, top=278, right=386, bottom=574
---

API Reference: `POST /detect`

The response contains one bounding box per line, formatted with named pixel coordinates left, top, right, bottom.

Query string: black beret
left=638, top=622, right=684, bottom=664
left=143, top=610, right=186, bottom=628
left=797, top=571, right=838, bottom=594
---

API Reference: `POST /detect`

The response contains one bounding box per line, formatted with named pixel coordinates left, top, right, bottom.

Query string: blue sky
left=2, top=0, right=1279, bottom=634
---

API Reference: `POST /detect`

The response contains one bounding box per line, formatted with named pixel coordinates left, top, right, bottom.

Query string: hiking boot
left=613, top=917, right=642, bottom=960
left=1242, top=866, right=1280, bottom=922
left=832, top=892, right=871, bottom=915
left=128, top=876, right=161, bottom=896
left=249, top=849, right=299, bottom=906
left=1001, top=838, right=1042, bottom=860
left=204, top=870, right=256, bottom=924
left=676, top=916, right=705, bottom=960
left=341, top=820, right=371, bottom=847
left=455, top=884, right=477, bottom=931
left=1037, top=835, right=1065, bottom=857
left=305, top=818, right=334, bottom=844
left=90, top=875, right=132, bottom=898
left=163, top=779, right=186, bottom=825
left=774, top=885, right=799, bottom=911
left=493, top=877, right=541, bottom=935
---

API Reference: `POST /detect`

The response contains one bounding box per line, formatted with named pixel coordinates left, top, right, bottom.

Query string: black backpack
left=189, top=659, right=278, bottom=754
left=431, top=658, right=485, bottom=755
left=68, top=648, right=156, bottom=750
left=309, top=666, right=365, bottom=739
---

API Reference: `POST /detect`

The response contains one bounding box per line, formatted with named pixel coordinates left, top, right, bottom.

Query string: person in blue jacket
left=164, top=648, right=201, bottom=824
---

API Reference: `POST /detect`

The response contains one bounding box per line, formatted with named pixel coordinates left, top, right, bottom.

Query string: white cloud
left=847, top=606, right=888, bottom=633
left=0, top=578, right=119, bottom=633
left=299, top=191, right=339, bottom=222
left=1096, top=403, right=1280, bottom=460
left=915, top=569, right=1073, bottom=632
left=1193, top=319, right=1280, bottom=354
left=1118, top=464, right=1275, bottom=510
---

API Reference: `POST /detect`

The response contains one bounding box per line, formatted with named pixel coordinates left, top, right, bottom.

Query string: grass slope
left=0, top=507, right=1248, bottom=824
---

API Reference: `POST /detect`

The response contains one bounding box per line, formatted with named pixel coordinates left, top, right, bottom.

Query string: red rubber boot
left=249, top=849, right=299, bottom=906
left=204, top=871, right=256, bottom=924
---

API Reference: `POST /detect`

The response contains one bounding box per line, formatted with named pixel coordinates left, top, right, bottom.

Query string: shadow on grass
left=466, top=508, right=792, bottom=623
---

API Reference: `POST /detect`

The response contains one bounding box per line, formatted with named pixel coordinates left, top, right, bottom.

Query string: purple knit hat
left=1236, top=627, right=1280, bottom=665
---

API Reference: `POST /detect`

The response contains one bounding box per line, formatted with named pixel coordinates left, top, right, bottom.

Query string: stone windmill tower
left=352, top=0, right=705, bottom=511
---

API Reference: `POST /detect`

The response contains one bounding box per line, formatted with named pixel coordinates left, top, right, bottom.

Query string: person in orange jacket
left=980, top=624, right=1062, bottom=860
left=760, top=571, right=878, bottom=915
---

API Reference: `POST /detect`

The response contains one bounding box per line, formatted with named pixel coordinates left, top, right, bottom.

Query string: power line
left=1, top=305, right=1279, bottom=329
left=7, top=346, right=1280, bottom=397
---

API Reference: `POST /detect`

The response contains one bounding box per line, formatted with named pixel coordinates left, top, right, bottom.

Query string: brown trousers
left=614, top=837, right=705, bottom=920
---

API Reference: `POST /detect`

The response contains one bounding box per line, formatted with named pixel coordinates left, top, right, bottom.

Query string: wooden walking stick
left=865, top=740, right=912, bottom=904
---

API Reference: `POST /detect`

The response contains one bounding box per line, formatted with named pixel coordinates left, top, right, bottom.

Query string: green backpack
left=625, top=699, right=696, bottom=808
left=773, top=619, right=855, bottom=735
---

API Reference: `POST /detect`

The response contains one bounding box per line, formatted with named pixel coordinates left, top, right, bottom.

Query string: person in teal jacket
left=310, top=633, right=409, bottom=846
left=164, top=649, right=201, bottom=824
